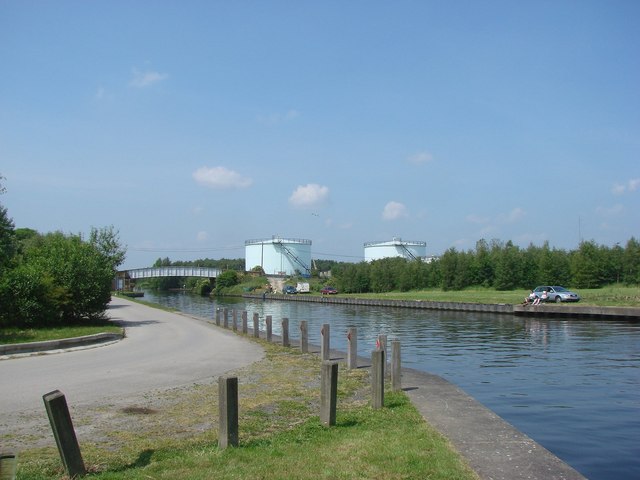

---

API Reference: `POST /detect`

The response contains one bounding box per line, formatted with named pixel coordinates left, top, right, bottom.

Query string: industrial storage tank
left=245, top=236, right=312, bottom=276
left=364, top=237, right=427, bottom=262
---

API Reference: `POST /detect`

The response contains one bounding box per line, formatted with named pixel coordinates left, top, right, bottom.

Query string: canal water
left=141, top=291, right=640, bottom=480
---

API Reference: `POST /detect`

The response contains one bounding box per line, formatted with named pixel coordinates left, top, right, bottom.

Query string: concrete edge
left=400, top=367, right=586, bottom=480
left=0, top=332, right=125, bottom=357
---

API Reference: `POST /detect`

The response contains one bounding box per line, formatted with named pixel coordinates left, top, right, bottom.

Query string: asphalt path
left=0, top=296, right=265, bottom=416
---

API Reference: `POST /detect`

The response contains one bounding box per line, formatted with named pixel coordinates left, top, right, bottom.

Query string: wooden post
left=232, top=309, right=238, bottom=332
left=321, top=323, right=330, bottom=361
left=377, top=334, right=388, bottom=372
left=281, top=318, right=290, bottom=347
left=241, top=311, right=248, bottom=334
left=218, top=376, right=239, bottom=449
left=0, top=453, right=17, bottom=480
left=223, top=308, right=229, bottom=329
left=371, top=350, right=385, bottom=409
left=320, top=361, right=339, bottom=426
left=42, top=390, right=86, bottom=478
left=253, top=312, right=260, bottom=338
left=391, top=340, right=402, bottom=391
left=299, top=320, right=308, bottom=353
left=266, top=315, right=272, bottom=342
left=215, top=307, right=221, bottom=326
left=347, top=327, right=357, bottom=369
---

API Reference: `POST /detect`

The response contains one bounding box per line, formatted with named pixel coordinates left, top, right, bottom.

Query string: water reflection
left=140, top=291, right=640, bottom=480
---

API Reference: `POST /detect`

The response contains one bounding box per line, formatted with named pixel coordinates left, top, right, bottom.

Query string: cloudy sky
left=1, top=1, right=638, bottom=269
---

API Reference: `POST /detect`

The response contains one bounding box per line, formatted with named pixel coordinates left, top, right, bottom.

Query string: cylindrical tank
left=364, top=237, right=427, bottom=262
left=245, top=236, right=312, bottom=276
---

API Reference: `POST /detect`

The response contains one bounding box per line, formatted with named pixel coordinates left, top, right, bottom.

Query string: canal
left=142, top=290, right=640, bottom=480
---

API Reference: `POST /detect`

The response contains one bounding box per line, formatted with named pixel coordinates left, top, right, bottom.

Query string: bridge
left=114, top=266, right=221, bottom=291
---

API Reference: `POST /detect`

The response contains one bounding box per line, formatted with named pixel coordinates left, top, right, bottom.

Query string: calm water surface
left=142, top=291, right=640, bottom=480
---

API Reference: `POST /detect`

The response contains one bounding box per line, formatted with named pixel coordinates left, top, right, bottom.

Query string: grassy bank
left=222, top=277, right=639, bottom=307
left=0, top=322, right=122, bottom=345
left=14, top=341, right=478, bottom=480
left=341, top=285, right=640, bottom=307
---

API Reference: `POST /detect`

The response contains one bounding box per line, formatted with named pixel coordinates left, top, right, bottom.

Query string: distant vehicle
left=321, top=286, right=338, bottom=295
left=533, top=286, right=580, bottom=303
left=283, top=285, right=297, bottom=294
left=296, top=282, right=310, bottom=293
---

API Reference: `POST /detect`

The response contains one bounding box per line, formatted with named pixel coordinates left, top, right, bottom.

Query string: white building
left=364, top=237, right=427, bottom=262
left=245, top=236, right=312, bottom=276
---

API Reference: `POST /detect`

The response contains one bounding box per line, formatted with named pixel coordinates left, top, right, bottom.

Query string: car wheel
left=555, top=296, right=562, bottom=303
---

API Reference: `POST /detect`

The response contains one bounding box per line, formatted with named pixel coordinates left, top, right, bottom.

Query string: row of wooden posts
left=1, top=309, right=403, bottom=479
left=214, top=308, right=404, bottom=439
left=214, top=307, right=403, bottom=388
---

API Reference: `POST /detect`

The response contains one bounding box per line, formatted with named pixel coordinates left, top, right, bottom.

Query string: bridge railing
left=123, top=266, right=222, bottom=279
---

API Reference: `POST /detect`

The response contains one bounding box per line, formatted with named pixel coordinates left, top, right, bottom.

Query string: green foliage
left=0, top=203, right=16, bottom=271
left=0, top=222, right=126, bottom=327
left=330, top=237, right=640, bottom=294
left=215, top=270, right=239, bottom=293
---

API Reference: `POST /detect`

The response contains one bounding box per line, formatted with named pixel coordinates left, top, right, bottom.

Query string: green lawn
left=342, top=285, right=640, bottom=307
left=0, top=323, right=123, bottom=345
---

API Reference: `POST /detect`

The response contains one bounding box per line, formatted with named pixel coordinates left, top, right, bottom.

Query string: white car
left=533, top=286, right=580, bottom=303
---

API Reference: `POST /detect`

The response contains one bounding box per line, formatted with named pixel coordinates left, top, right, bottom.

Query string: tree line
left=140, top=237, right=640, bottom=296
left=0, top=176, right=126, bottom=327
left=333, top=238, right=640, bottom=293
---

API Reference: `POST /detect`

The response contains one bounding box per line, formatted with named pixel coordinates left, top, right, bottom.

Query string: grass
left=0, top=322, right=123, bottom=345
left=12, top=341, right=478, bottom=480
left=340, top=285, right=640, bottom=307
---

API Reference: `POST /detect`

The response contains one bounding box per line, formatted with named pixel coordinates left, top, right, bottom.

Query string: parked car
left=532, top=286, right=580, bottom=303
left=283, top=285, right=297, bottom=294
left=320, top=286, right=338, bottom=295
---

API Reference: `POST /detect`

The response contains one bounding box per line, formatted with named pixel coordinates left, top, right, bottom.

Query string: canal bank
left=246, top=293, right=640, bottom=320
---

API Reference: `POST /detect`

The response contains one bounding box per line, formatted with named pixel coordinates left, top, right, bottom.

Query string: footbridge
left=114, top=266, right=221, bottom=291
left=122, top=266, right=221, bottom=279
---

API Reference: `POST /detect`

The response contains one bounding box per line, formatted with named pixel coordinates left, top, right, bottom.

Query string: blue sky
left=1, top=1, right=638, bottom=269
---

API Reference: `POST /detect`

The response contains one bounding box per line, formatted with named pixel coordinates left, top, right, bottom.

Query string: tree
left=494, top=241, right=522, bottom=290
left=623, top=238, right=640, bottom=285
left=0, top=176, right=16, bottom=272
left=215, top=270, right=239, bottom=293
left=571, top=240, right=604, bottom=288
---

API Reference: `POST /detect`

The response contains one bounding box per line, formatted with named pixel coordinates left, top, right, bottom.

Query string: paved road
left=0, top=296, right=264, bottom=415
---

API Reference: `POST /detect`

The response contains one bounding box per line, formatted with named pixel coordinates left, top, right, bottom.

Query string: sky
left=1, top=1, right=638, bottom=270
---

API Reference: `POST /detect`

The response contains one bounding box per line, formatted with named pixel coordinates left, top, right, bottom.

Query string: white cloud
left=612, top=178, right=640, bottom=195
left=130, top=68, right=168, bottom=88
left=289, top=183, right=329, bottom=208
left=382, top=201, right=408, bottom=220
left=612, top=183, right=626, bottom=196
left=196, top=231, right=208, bottom=242
left=407, top=151, right=434, bottom=165
left=193, top=166, right=253, bottom=189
